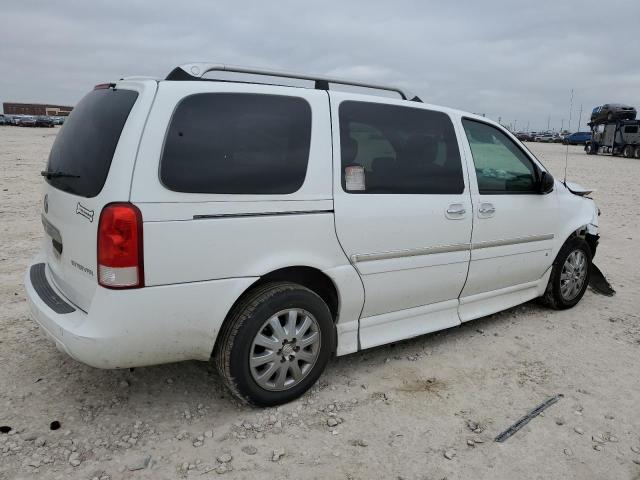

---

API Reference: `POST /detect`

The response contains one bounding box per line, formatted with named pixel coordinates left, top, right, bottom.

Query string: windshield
left=45, top=88, right=138, bottom=197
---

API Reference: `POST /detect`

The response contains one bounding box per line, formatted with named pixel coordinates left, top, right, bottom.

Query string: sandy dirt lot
left=0, top=125, right=639, bottom=480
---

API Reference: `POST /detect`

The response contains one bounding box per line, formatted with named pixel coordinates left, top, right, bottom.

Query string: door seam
left=455, top=116, right=475, bottom=303
left=325, top=90, right=367, bottom=351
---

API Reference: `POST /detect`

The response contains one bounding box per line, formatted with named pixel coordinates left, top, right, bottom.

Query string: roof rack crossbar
left=166, top=63, right=421, bottom=102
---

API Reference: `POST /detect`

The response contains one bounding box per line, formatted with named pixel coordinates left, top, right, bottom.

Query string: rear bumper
left=25, top=254, right=257, bottom=369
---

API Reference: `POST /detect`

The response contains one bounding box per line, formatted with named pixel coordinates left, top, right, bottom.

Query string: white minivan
left=26, top=63, right=600, bottom=406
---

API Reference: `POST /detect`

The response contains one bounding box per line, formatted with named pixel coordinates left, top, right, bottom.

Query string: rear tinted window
left=46, top=88, right=138, bottom=197
left=160, top=93, right=312, bottom=194
left=339, top=101, right=464, bottom=194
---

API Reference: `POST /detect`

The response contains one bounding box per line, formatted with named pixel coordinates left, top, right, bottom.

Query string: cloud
left=1, top=0, right=639, bottom=130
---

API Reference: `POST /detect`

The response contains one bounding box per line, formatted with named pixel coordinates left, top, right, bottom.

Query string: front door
left=330, top=94, right=473, bottom=349
left=459, top=118, right=559, bottom=320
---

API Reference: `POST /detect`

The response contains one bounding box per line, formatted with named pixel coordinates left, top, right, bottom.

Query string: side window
left=624, top=125, right=638, bottom=134
left=161, top=93, right=311, bottom=194
left=462, top=119, right=538, bottom=194
left=339, top=101, right=464, bottom=194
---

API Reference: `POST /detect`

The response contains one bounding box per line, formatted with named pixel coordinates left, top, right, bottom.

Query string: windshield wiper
left=41, top=170, right=80, bottom=179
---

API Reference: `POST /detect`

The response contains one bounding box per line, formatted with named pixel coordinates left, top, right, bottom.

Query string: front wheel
left=540, top=238, right=591, bottom=310
left=623, top=145, right=633, bottom=158
left=215, top=282, right=335, bottom=406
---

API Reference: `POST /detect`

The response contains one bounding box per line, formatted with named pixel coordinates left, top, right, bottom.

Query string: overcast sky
left=2, top=0, right=639, bottom=131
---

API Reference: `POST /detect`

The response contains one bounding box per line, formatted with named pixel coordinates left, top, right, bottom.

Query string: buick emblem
left=44, top=194, right=49, bottom=214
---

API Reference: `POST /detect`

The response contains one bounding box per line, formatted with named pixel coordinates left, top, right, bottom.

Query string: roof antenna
left=563, top=88, right=574, bottom=185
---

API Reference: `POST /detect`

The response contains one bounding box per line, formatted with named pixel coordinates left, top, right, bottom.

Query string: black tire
left=635, top=146, right=640, bottom=159
left=215, top=282, right=335, bottom=407
left=539, top=238, right=591, bottom=310
left=623, top=145, right=633, bottom=158
left=585, top=143, right=596, bottom=155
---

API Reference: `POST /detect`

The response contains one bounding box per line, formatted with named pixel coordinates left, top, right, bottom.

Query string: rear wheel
left=635, top=146, right=640, bottom=159
left=215, top=282, right=335, bottom=406
left=623, top=145, right=633, bottom=158
left=540, top=238, right=591, bottom=310
left=585, top=143, right=596, bottom=155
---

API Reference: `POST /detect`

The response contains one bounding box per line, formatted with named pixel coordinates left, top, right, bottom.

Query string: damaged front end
left=583, top=226, right=615, bottom=297
left=571, top=194, right=615, bottom=297
left=582, top=230, right=614, bottom=296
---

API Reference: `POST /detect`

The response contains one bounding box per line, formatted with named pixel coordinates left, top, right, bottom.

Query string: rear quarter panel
left=131, top=81, right=364, bottom=355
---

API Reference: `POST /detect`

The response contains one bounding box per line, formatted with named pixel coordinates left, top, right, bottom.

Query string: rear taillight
left=97, top=203, right=144, bottom=289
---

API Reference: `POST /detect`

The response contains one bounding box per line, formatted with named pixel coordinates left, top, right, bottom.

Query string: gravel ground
left=1, top=126, right=639, bottom=480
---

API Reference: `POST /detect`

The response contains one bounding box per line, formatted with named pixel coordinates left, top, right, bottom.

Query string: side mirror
left=538, top=171, right=554, bottom=194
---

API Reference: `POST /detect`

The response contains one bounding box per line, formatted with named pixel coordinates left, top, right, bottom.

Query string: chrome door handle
left=478, top=203, right=496, bottom=217
left=446, top=204, right=466, bottom=219
left=447, top=206, right=466, bottom=214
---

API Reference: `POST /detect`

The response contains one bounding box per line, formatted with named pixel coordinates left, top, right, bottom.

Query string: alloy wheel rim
left=560, top=250, right=587, bottom=301
left=249, top=309, right=321, bottom=391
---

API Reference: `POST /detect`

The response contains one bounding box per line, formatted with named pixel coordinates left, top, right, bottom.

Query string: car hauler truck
left=585, top=105, right=640, bottom=158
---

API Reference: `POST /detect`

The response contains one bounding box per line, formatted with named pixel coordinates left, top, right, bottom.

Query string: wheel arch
left=211, top=265, right=342, bottom=357
left=557, top=224, right=599, bottom=261
left=248, top=266, right=340, bottom=320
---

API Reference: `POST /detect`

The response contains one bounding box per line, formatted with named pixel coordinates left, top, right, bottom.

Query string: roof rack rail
left=165, top=63, right=422, bottom=102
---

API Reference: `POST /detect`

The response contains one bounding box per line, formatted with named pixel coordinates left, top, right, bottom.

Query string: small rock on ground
left=68, top=452, right=81, bottom=467
left=217, top=453, right=232, bottom=463
left=444, top=449, right=456, bottom=460
left=128, top=455, right=151, bottom=471
left=241, top=445, right=257, bottom=455
left=349, top=439, right=368, bottom=447
left=272, top=449, right=286, bottom=462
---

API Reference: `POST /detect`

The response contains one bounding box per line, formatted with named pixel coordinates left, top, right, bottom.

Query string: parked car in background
left=18, top=116, right=37, bottom=127
left=563, top=132, right=591, bottom=145
left=535, top=132, right=556, bottom=142
left=590, top=104, right=636, bottom=124
left=53, top=117, right=65, bottom=125
left=515, top=132, right=534, bottom=142
left=35, top=116, right=55, bottom=128
left=26, top=63, right=601, bottom=406
left=0, top=114, right=6, bottom=125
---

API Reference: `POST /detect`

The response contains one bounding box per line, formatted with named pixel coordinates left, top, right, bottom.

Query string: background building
left=3, top=102, right=73, bottom=116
